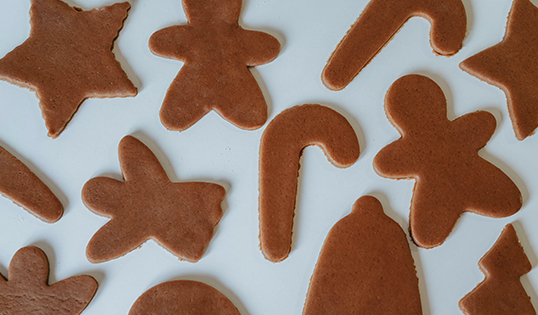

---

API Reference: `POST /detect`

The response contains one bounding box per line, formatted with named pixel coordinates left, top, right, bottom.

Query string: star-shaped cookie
left=460, top=0, right=538, bottom=140
left=149, top=0, right=280, bottom=131
left=82, top=135, right=225, bottom=263
left=0, top=0, right=137, bottom=138
left=0, top=246, right=98, bottom=315
left=374, top=75, right=522, bottom=248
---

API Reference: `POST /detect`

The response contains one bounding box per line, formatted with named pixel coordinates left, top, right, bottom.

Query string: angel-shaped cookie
left=82, top=136, right=225, bottom=263
left=149, top=0, right=280, bottom=131
left=374, top=74, right=522, bottom=248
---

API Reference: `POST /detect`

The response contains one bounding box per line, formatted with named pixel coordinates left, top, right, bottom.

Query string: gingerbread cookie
left=460, top=0, right=538, bottom=140
left=82, top=135, right=225, bottom=263
left=259, top=104, right=360, bottom=262
left=0, top=0, right=137, bottom=138
left=0, top=144, right=63, bottom=223
left=373, top=75, right=522, bottom=248
left=322, top=0, right=466, bottom=90
left=303, top=196, right=422, bottom=315
left=149, top=0, right=280, bottom=131
left=459, top=224, right=535, bottom=315
left=129, top=280, right=241, bottom=315
left=0, top=246, right=98, bottom=315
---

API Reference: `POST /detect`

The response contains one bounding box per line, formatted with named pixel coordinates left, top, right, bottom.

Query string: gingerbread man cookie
left=259, top=104, right=360, bottom=262
left=459, top=224, right=535, bottom=315
left=322, top=0, right=466, bottom=90
left=0, top=0, right=137, bottom=138
left=460, top=0, right=538, bottom=140
left=374, top=75, right=522, bottom=248
left=0, top=246, right=98, bottom=315
left=303, top=196, right=422, bottom=315
left=0, top=144, right=63, bottom=223
left=82, top=136, right=225, bottom=263
left=149, top=0, right=280, bottom=131
left=129, top=280, right=241, bottom=315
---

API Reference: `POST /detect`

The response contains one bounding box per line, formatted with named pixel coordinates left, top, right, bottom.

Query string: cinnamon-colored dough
left=149, top=0, right=280, bottom=131
left=129, top=280, right=241, bottom=315
left=0, top=246, right=97, bottom=315
left=322, top=0, right=466, bottom=90
left=459, top=224, right=535, bottom=315
left=460, top=0, right=538, bottom=140
left=0, top=144, right=63, bottom=223
left=0, top=0, right=137, bottom=138
left=259, top=104, right=360, bottom=262
left=303, top=196, right=422, bottom=315
left=82, top=136, right=225, bottom=263
left=374, top=75, right=522, bottom=248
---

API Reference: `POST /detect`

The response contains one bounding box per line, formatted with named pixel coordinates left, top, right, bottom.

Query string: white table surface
left=0, top=0, right=537, bottom=314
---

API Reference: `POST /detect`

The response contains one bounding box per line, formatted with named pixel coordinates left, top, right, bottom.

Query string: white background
left=0, top=0, right=537, bottom=314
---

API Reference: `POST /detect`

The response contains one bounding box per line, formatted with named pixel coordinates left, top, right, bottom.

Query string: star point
left=460, top=0, right=538, bottom=140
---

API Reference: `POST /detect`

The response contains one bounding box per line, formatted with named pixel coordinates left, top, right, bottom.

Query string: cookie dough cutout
left=322, top=0, right=466, bottom=90
left=0, top=0, right=137, bottom=138
left=149, top=0, right=280, bottom=131
left=459, top=224, right=536, bottom=315
left=374, top=75, right=522, bottom=248
left=82, top=136, right=225, bottom=263
left=259, top=104, right=360, bottom=262
left=0, top=145, right=63, bottom=223
left=460, top=0, right=538, bottom=140
left=129, top=280, right=241, bottom=315
left=0, top=246, right=98, bottom=315
left=303, top=196, right=422, bottom=315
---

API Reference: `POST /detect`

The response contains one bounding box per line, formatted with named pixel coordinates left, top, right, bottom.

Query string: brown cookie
left=303, top=196, right=422, bottom=315
left=82, top=135, right=225, bottom=263
left=129, top=280, right=241, bottom=315
left=0, top=246, right=98, bottom=315
left=0, top=144, right=63, bottom=223
left=373, top=74, right=522, bottom=248
left=459, top=224, right=535, bottom=315
left=149, top=0, right=280, bottom=131
left=322, top=0, right=466, bottom=90
left=460, top=0, right=538, bottom=140
left=0, top=0, right=137, bottom=138
left=259, top=104, right=360, bottom=262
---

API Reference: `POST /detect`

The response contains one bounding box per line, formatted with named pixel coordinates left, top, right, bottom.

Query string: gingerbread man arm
left=149, top=25, right=194, bottom=62
left=451, top=111, right=496, bottom=151
left=259, top=104, right=360, bottom=262
left=239, top=29, right=280, bottom=66
left=322, top=0, right=466, bottom=90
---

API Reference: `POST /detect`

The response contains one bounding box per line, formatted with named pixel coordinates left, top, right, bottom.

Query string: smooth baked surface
left=374, top=74, right=522, bottom=248
left=0, top=246, right=97, bottom=315
left=460, top=0, right=538, bottom=140
left=259, top=104, right=360, bottom=262
left=322, top=0, right=466, bottom=90
left=0, top=145, right=62, bottom=223
left=149, top=0, right=280, bottom=131
left=82, top=135, right=225, bottom=263
left=129, top=280, right=241, bottom=315
left=459, top=224, right=535, bottom=315
left=303, top=196, right=422, bottom=315
left=0, top=0, right=137, bottom=138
